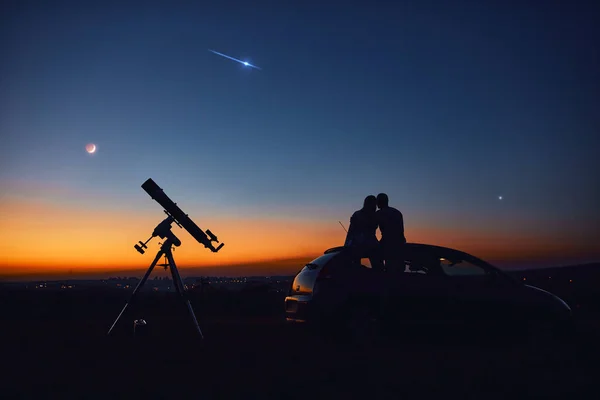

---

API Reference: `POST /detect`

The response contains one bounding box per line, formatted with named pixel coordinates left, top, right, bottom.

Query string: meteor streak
left=208, top=49, right=262, bottom=70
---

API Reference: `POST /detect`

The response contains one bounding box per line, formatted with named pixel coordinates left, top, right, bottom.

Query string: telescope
left=107, top=178, right=225, bottom=338
left=138, top=178, right=224, bottom=253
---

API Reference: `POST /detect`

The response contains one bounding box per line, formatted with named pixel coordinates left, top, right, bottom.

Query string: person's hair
left=376, top=193, right=389, bottom=207
left=363, top=195, right=377, bottom=209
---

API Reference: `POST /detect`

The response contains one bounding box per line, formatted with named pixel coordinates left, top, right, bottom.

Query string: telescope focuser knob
left=206, top=229, right=219, bottom=243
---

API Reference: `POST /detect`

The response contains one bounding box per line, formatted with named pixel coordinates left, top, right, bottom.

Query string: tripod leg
left=166, top=251, right=204, bottom=339
left=107, top=250, right=163, bottom=335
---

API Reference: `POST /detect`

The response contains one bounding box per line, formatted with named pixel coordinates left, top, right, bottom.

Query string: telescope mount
left=107, top=212, right=203, bottom=338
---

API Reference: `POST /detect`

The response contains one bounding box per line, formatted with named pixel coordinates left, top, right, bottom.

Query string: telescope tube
left=141, top=178, right=218, bottom=251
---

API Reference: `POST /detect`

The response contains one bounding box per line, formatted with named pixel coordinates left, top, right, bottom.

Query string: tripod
left=107, top=216, right=203, bottom=338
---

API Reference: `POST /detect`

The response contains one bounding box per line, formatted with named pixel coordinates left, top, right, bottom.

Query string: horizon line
left=2, top=261, right=599, bottom=283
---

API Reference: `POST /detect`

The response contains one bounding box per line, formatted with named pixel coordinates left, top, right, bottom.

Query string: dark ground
left=2, top=266, right=600, bottom=399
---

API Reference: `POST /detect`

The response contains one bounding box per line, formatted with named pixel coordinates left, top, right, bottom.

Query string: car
left=284, top=243, right=574, bottom=344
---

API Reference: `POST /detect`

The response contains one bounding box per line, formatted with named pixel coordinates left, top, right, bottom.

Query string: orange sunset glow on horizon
left=1, top=182, right=598, bottom=280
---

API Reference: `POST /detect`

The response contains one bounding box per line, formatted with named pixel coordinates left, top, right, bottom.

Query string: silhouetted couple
left=344, top=193, right=406, bottom=272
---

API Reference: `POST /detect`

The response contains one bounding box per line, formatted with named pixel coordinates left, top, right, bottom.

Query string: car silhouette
left=284, top=243, right=574, bottom=344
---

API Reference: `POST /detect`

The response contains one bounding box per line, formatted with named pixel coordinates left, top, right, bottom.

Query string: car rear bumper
left=285, top=295, right=313, bottom=323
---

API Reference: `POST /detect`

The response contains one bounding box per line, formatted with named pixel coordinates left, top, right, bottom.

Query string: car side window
left=440, top=258, right=487, bottom=277
left=403, top=259, right=428, bottom=274
left=403, top=252, right=442, bottom=275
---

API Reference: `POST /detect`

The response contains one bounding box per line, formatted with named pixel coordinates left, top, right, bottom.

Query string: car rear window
left=305, top=252, right=340, bottom=269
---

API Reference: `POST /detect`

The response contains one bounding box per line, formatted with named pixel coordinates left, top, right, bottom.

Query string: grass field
left=2, top=281, right=600, bottom=399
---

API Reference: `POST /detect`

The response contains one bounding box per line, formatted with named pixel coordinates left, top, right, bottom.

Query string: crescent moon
left=86, top=143, right=96, bottom=154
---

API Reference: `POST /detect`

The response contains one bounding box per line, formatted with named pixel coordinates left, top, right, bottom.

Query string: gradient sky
left=1, top=0, right=599, bottom=278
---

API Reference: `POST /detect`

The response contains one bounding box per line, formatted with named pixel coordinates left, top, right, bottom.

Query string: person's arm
left=399, top=211, right=406, bottom=243
left=344, top=214, right=356, bottom=246
left=375, top=210, right=384, bottom=240
left=375, top=211, right=381, bottom=241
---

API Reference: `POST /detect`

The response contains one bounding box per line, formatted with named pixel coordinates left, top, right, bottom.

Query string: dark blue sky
left=1, top=0, right=598, bottom=270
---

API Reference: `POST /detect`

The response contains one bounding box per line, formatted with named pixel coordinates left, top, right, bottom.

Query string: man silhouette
left=344, top=195, right=384, bottom=271
left=376, top=193, right=406, bottom=271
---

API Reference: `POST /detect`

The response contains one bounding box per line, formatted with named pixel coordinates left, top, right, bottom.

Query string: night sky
left=1, top=0, right=598, bottom=278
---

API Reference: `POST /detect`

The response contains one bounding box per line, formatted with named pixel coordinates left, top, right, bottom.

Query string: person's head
left=376, top=193, right=389, bottom=209
left=363, top=195, right=377, bottom=212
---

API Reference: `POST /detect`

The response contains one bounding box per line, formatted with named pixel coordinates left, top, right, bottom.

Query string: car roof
left=325, top=243, right=461, bottom=255
left=324, top=243, right=484, bottom=263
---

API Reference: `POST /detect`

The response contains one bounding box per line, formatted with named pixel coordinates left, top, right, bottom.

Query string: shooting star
left=208, top=49, right=262, bottom=70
